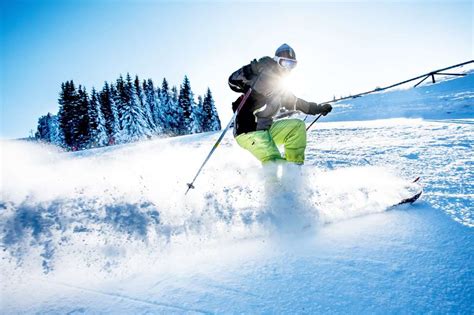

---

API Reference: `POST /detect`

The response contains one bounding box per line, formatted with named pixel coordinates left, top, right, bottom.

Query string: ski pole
left=305, top=60, right=473, bottom=132
left=185, top=86, right=254, bottom=195
left=306, top=113, right=323, bottom=131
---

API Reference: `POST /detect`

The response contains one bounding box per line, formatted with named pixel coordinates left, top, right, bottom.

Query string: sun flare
left=279, top=72, right=300, bottom=93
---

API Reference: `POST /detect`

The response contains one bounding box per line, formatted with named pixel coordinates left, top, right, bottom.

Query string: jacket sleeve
left=295, top=98, right=312, bottom=113
left=280, top=92, right=328, bottom=115
left=297, top=98, right=331, bottom=115
left=280, top=92, right=311, bottom=113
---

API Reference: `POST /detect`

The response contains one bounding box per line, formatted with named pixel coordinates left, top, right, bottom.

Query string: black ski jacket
left=229, top=56, right=317, bottom=136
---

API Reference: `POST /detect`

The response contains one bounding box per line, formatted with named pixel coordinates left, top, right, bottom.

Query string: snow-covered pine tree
left=135, top=75, right=156, bottom=134
left=114, top=75, right=128, bottom=133
left=171, top=85, right=181, bottom=135
left=49, top=114, right=64, bottom=145
left=177, top=76, right=194, bottom=135
left=163, top=84, right=181, bottom=136
left=58, top=81, right=71, bottom=148
left=108, top=84, right=123, bottom=144
left=36, top=116, right=47, bottom=140
left=202, top=88, right=221, bottom=131
left=171, top=86, right=178, bottom=104
left=36, top=113, right=53, bottom=142
left=120, top=73, right=150, bottom=142
left=76, top=86, right=91, bottom=149
left=99, top=82, right=117, bottom=140
left=155, top=86, right=161, bottom=100
left=36, top=113, right=63, bottom=146
left=88, top=88, right=108, bottom=148
left=159, top=78, right=172, bottom=134
left=190, top=95, right=204, bottom=134
left=161, top=78, right=170, bottom=104
left=144, top=79, right=163, bottom=134
left=56, top=82, right=88, bottom=150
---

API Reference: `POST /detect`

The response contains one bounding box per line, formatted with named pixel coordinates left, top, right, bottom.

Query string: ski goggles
left=275, top=56, right=297, bottom=70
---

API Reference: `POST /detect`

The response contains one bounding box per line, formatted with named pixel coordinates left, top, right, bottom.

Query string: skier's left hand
left=320, top=103, right=332, bottom=116
left=308, top=102, right=332, bottom=116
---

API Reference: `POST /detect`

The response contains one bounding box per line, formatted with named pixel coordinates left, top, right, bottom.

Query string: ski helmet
left=275, top=43, right=296, bottom=60
left=275, top=43, right=297, bottom=70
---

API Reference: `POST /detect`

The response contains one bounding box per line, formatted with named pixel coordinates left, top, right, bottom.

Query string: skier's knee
left=288, top=120, right=307, bottom=146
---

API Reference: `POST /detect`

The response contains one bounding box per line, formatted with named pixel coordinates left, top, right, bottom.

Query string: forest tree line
left=35, top=74, right=221, bottom=150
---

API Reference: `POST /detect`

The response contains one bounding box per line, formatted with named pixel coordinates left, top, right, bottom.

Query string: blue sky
left=1, top=0, right=472, bottom=138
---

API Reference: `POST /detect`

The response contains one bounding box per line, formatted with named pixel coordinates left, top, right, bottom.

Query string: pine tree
left=171, top=85, right=178, bottom=103
left=51, top=114, right=64, bottom=145
left=191, top=95, right=204, bottom=134
left=114, top=75, right=127, bottom=132
left=161, top=78, right=170, bottom=104
left=159, top=78, right=172, bottom=133
left=36, top=112, right=64, bottom=146
left=88, top=88, right=108, bottom=147
left=36, top=113, right=53, bottom=141
left=155, top=87, right=161, bottom=101
left=99, top=82, right=117, bottom=139
left=135, top=75, right=156, bottom=133
left=202, top=88, right=221, bottom=131
left=58, top=81, right=80, bottom=149
left=57, top=82, right=88, bottom=150
left=139, top=76, right=157, bottom=134
left=177, top=76, right=194, bottom=135
left=144, top=79, right=163, bottom=134
left=76, top=86, right=90, bottom=149
left=108, top=84, right=122, bottom=144
left=201, top=89, right=212, bottom=132
left=164, top=85, right=181, bottom=135
left=120, top=73, right=150, bottom=142
left=210, top=103, right=221, bottom=131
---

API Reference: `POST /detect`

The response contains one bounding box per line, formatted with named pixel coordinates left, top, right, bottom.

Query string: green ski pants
left=235, top=119, right=307, bottom=164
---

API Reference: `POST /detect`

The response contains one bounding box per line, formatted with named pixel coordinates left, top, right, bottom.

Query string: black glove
left=308, top=102, right=332, bottom=116
left=320, top=103, right=332, bottom=116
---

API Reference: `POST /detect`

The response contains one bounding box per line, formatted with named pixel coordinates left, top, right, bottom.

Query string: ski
left=395, top=190, right=422, bottom=206
left=391, top=177, right=422, bottom=207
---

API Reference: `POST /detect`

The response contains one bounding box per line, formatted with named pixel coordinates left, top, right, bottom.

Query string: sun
left=278, top=72, right=299, bottom=93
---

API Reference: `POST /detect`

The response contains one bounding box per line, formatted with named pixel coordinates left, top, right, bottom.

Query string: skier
left=228, top=43, right=332, bottom=164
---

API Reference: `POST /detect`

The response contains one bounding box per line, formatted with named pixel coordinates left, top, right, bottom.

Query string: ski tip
left=413, top=176, right=421, bottom=183
left=397, top=190, right=423, bottom=206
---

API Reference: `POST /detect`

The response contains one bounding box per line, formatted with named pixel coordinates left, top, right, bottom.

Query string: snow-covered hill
left=1, top=73, right=473, bottom=313
left=327, top=71, right=474, bottom=121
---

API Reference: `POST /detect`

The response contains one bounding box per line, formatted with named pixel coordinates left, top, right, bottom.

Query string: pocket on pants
left=235, top=131, right=282, bottom=162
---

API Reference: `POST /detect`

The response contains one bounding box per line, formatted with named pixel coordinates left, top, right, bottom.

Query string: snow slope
left=325, top=70, right=474, bottom=121
left=1, top=73, right=473, bottom=313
